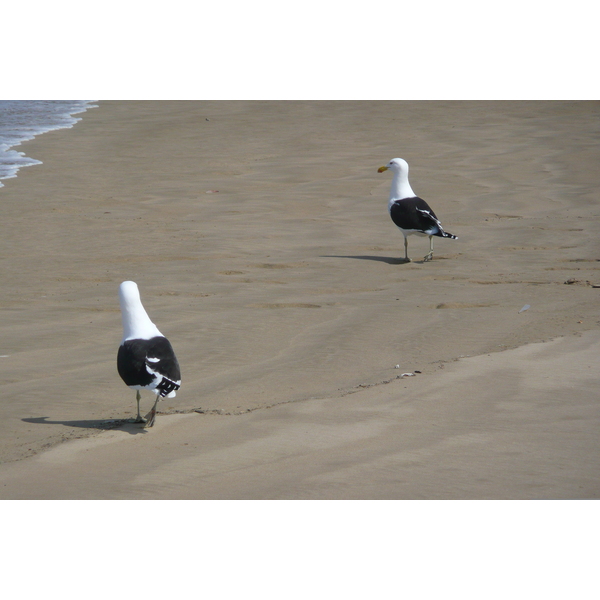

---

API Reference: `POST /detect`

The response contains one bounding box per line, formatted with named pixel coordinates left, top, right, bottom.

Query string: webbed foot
left=143, top=410, right=157, bottom=428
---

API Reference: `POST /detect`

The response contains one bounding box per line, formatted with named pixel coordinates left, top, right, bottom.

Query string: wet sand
left=0, top=101, right=599, bottom=498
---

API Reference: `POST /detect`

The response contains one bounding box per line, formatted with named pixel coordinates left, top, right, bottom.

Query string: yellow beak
left=377, top=166, right=388, bottom=173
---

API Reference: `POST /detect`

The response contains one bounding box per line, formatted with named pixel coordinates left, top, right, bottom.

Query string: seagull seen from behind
left=117, top=280, right=181, bottom=427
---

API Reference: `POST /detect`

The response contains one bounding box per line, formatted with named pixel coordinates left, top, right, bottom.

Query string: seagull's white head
left=119, top=280, right=141, bottom=306
left=377, top=157, right=409, bottom=175
left=377, top=157, right=415, bottom=200
left=119, top=280, right=163, bottom=341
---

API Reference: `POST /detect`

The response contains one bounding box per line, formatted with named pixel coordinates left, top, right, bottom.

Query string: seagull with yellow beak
left=378, top=158, right=457, bottom=262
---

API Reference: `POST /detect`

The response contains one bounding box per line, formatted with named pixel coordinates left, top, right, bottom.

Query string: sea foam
left=0, top=100, right=97, bottom=187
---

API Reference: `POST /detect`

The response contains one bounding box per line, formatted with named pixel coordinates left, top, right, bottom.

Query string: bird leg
left=423, top=236, right=434, bottom=262
left=133, top=390, right=147, bottom=423
left=144, top=395, right=160, bottom=428
left=400, top=236, right=411, bottom=263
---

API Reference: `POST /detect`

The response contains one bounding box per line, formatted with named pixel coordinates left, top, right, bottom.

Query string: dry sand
left=0, top=101, right=598, bottom=499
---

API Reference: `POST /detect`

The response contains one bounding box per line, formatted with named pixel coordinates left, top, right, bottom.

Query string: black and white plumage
left=378, top=158, right=457, bottom=262
left=117, top=281, right=181, bottom=427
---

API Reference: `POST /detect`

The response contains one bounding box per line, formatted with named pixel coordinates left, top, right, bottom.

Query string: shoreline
left=0, top=326, right=592, bottom=467
left=1, top=330, right=598, bottom=499
left=0, top=100, right=97, bottom=187
left=0, top=101, right=598, bottom=497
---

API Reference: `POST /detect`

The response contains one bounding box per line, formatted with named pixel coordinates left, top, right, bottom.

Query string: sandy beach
left=0, top=101, right=598, bottom=499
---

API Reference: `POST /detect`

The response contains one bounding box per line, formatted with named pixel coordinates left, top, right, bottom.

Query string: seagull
left=117, top=281, right=181, bottom=427
left=378, top=158, right=457, bottom=262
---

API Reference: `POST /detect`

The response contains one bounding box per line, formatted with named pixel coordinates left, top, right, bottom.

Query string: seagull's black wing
left=389, top=196, right=439, bottom=233
left=118, top=336, right=181, bottom=395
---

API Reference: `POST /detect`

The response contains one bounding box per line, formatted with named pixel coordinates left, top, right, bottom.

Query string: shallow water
left=0, top=100, right=96, bottom=187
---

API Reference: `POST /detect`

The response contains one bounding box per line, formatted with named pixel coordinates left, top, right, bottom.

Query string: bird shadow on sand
left=22, top=416, right=149, bottom=435
left=321, top=255, right=418, bottom=265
